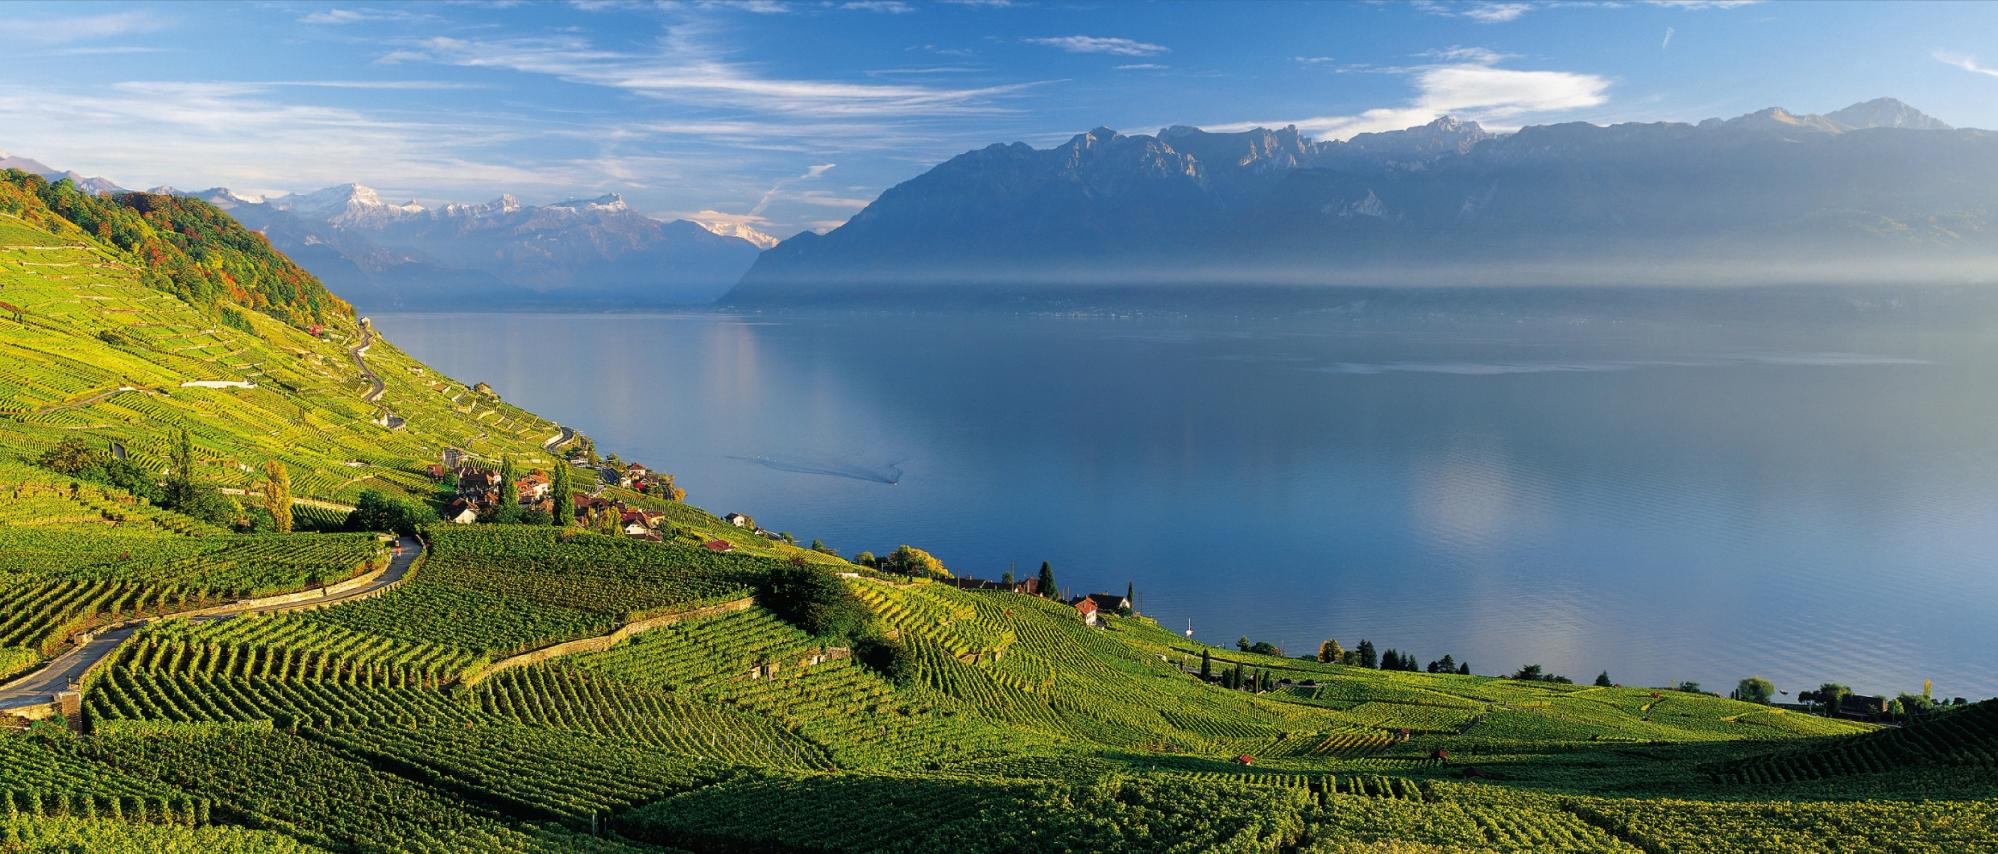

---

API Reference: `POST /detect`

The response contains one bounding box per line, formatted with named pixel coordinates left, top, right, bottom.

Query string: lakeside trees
left=1732, top=677, right=1776, bottom=704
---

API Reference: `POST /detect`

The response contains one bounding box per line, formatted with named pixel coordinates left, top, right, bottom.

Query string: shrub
left=759, top=562, right=868, bottom=640
left=345, top=489, right=438, bottom=536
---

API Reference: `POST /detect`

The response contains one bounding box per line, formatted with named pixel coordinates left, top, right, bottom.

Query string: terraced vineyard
left=1, top=185, right=1992, bottom=852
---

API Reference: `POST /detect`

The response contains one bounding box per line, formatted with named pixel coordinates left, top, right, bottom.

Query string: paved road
left=350, top=319, right=385, bottom=404
left=0, top=535, right=422, bottom=713
left=544, top=425, right=576, bottom=451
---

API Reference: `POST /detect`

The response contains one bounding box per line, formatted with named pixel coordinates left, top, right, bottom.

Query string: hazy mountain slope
left=729, top=99, right=1990, bottom=302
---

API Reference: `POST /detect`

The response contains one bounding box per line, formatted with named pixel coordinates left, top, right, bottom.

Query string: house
left=425, top=463, right=447, bottom=482
left=1840, top=694, right=1890, bottom=720
left=1073, top=597, right=1101, bottom=626
left=441, top=448, right=465, bottom=469
left=624, top=522, right=653, bottom=537
left=702, top=539, right=736, bottom=553
left=723, top=512, right=753, bottom=528
left=443, top=498, right=479, bottom=525
left=516, top=472, right=551, bottom=502
left=1077, top=593, right=1131, bottom=614
left=458, top=468, right=500, bottom=496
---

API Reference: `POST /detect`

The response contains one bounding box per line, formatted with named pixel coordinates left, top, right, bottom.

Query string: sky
left=2, top=0, right=1996, bottom=238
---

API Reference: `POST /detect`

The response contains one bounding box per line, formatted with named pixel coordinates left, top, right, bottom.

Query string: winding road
left=0, top=535, right=423, bottom=715
left=351, top=319, right=385, bottom=404
left=545, top=425, right=576, bottom=451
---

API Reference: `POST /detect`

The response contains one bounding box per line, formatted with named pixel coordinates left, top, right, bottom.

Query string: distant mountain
left=0, top=150, right=127, bottom=196
left=728, top=98, right=1991, bottom=303
left=691, top=218, right=781, bottom=250
left=208, top=184, right=765, bottom=310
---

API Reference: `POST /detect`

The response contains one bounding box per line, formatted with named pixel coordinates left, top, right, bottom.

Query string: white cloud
left=841, top=0, right=915, bottom=11
left=1935, top=50, right=1998, bottom=79
left=1413, top=1, right=1535, bottom=24
left=1024, top=35, right=1169, bottom=57
left=1204, top=56, right=1608, bottom=139
left=391, top=30, right=1041, bottom=118
left=0, top=10, right=169, bottom=44
left=1292, top=56, right=1336, bottom=66
left=1115, top=63, right=1168, bottom=71
left=1417, top=46, right=1517, bottom=64
left=1646, top=0, right=1761, bottom=8
left=1661, top=26, right=1674, bottom=49
left=300, top=7, right=437, bottom=25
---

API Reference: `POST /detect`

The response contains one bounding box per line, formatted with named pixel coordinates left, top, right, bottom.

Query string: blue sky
left=2, top=0, right=1996, bottom=237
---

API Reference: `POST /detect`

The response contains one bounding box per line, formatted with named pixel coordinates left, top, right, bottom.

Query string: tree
left=1513, top=664, right=1546, bottom=681
left=883, top=545, right=949, bottom=578
left=1317, top=639, right=1344, bottom=664
left=1595, top=671, right=1614, bottom=688
left=1123, top=581, right=1135, bottom=615
left=1380, top=649, right=1400, bottom=671
left=1813, top=682, right=1852, bottom=717
left=344, top=488, right=437, bottom=536
left=759, top=562, right=868, bottom=640
left=259, top=460, right=292, bottom=533
left=1458, top=662, right=1470, bottom=675
left=1675, top=681, right=1704, bottom=695
left=550, top=463, right=573, bottom=526
left=854, top=551, right=876, bottom=568
left=1260, top=671, right=1274, bottom=692
left=165, top=428, right=197, bottom=507
left=1238, top=637, right=1251, bottom=652
left=1430, top=654, right=1456, bottom=674
left=1199, top=649, right=1212, bottom=681
left=1002, top=569, right=1015, bottom=586
left=853, top=634, right=913, bottom=686
left=1231, top=662, right=1244, bottom=691
left=499, top=455, right=517, bottom=506
left=37, top=437, right=106, bottom=474
left=1357, top=640, right=1377, bottom=669
left=1037, top=561, right=1056, bottom=599
left=1731, top=676, right=1775, bottom=705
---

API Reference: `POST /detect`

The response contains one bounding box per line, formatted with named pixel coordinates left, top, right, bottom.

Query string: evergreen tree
left=1458, top=662, right=1470, bottom=675
left=1231, top=662, right=1244, bottom=691
left=1199, top=649, right=1212, bottom=681
left=1261, top=671, right=1274, bottom=692
left=1124, top=581, right=1135, bottom=615
left=259, top=460, right=292, bottom=533
left=1037, top=561, right=1057, bottom=600
left=551, top=463, right=573, bottom=526
left=1357, top=640, right=1377, bottom=669
left=1438, top=654, right=1455, bottom=674
left=499, top=455, right=517, bottom=507
left=1595, top=671, right=1614, bottom=688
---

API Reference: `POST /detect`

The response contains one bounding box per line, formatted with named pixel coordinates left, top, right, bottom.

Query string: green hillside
left=1, top=188, right=1993, bottom=852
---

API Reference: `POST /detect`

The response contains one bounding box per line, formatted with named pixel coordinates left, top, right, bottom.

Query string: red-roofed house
left=1073, top=597, right=1101, bottom=626
left=702, top=539, right=736, bottom=553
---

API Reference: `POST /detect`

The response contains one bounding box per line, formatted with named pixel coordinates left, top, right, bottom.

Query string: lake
left=373, top=306, right=1998, bottom=700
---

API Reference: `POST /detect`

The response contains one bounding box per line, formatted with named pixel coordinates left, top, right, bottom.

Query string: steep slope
left=728, top=100, right=1993, bottom=302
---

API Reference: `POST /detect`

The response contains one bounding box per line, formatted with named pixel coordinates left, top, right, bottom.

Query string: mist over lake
left=375, top=304, right=1998, bottom=699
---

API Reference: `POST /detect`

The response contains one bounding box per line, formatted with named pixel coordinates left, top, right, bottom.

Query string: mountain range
left=183, top=185, right=769, bottom=310
left=727, top=98, right=1998, bottom=303
left=0, top=150, right=770, bottom=310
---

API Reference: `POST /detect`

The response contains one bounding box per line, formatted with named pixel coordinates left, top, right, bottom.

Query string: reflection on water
left=374, top=309, right=1998, bottom=700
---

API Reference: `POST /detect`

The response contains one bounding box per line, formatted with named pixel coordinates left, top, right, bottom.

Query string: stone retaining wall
left=460, top=597, right=756, bottom=688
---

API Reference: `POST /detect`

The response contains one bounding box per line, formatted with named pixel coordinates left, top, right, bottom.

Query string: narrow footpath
left=0, top=535, right=423, bottom=713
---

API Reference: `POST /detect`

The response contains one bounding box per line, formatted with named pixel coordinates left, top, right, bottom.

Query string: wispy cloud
left=841, top=0, right=915, bottom=12
left=300, top=7, right=438, bottom=25
left=1206, top=53, right=1608, bottom=139
left=1025, top=35, right=1168, bottom=57
left=1116, top=63, right=1168, bottom=71
left=1417, top=46, right=1517, bottom=64
left=1661, top=26, right=1674, bottom=49
left=0, top=10, right=170, bottom=44
left=1413, top=1, right=1535, bottom=24
left=1646, top=0, right=1761, bottom=8
left=390, top=28, right=1042, bottom=118
left=1935, top=50, right=1998, bottom=79
left=1293, top=56, right=1336, bottom=66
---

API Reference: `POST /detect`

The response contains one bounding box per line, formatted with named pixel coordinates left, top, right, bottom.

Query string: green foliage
left=0, top=171, right=350, bottom=327
left=758, top=562, right=869, bottom=640
left=852, top=633, right=914, bottom=686
left=344, top=489, right=437, bottom=536
left=1732, top=676, right=1776, bottom=704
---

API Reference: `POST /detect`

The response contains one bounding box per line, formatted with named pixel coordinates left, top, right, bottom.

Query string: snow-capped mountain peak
left=545, top=193, right=629, bottom=214
left=693, top=219, right=780, bottom=250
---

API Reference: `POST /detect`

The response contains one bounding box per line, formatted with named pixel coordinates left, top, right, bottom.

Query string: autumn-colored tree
left=259, top=460, right=293, bottom=533
left=886, top=545, right=951, bottom=579
left=1317, top=639, right=1344, bottom=664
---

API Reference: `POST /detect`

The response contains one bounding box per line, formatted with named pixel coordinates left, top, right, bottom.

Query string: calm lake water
left=374, top=308, right=1998, bottom=700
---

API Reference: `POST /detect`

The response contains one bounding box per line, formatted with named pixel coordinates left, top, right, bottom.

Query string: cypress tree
left=1037, top=561, right=1057, bottom=600
left=1232, top=662, right=1244, bottom=691
left=551, top=463, right=573, bottom=526
left=1595, top=671, right=1613, bottom=688
left=1199, top=649, right=1212, bottom=681
left=1458, top=662, right=1470, bottom=675
left=1358, top=640, right=1377, bottom=669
